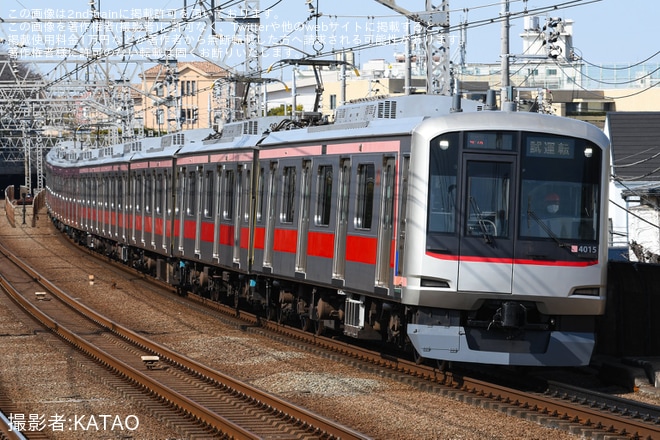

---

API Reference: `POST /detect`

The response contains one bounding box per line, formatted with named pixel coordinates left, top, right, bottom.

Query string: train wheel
left=437, top=360, right=451, bottom=371
left=413, top=350, right=424, bottom=365
left=314, top=319, right=325, bottom=336
left=300, top=315, right=311, bottom=332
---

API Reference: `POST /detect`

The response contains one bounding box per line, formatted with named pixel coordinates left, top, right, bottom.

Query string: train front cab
left=404, top=112, right=610, bottom=366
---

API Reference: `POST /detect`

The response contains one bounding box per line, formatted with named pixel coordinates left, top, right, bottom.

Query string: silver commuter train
left=45, top=94, right=610, bottom=366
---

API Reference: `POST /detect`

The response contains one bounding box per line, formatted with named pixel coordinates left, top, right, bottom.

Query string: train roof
left=47, top=94, right=609, bottom=170
left=47, top=128, right=215, bottom=168
left=414, top=110, right=610, bottom=150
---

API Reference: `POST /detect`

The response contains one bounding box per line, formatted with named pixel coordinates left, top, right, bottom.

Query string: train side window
left=186, top=170, right=196, bottom=216
left=109, top=176, right=115, bottom=210
left=145, top=172, right=152, bottom=214
left=256, top=167, right=265, bottom=223
left=117, top=177, right=123, bottom=210
left=164, top=173, right=171, bottom=215
left=135, top=174, right=142, bottom=212
left=223, top=169, right=235, bottom=221
left=155, top=173, right=162, bottom=215
left=98, top=176, right=107, bottom=208
left=315, top=165, right=333, bottom=226
left=428, top=132, right=459, bottom=234
left=243, top=169, right=251, bottom=223
left=204, top=170, right=214, bottom=218
left=355, top=163, right=375, bottom=230
left=280, top=166, right=296, bottom=224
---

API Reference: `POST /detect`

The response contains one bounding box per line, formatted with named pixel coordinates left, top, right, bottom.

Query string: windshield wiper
left=469, top=197, right=494, bottom=244
left=526, top=204, right=570, bottom=249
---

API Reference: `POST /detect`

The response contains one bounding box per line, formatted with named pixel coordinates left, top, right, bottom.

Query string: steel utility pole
left=500, top=0, right=512, bottom=108
left=374, top=0, right=451, bottom=95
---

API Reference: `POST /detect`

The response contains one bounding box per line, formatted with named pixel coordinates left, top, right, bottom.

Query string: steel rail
left=0, top=241, right=369, bottom=440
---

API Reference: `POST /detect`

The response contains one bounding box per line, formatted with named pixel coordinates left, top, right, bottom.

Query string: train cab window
left=204, top=170, right=214, bottom=218
left=355, top=163, right=375, bottom=230
left=465, top=131, right=515, bottom=151
left=428, top=132, right=459, bottom=234
left=223, top=169, right=235, bottom=220
left=465, top=161, right=511, bottom=239
left=519, top=134, right=601, bottom=242
left=315, top=165, right=333, bottom=227
left=281, top=166, right=296, bottom=224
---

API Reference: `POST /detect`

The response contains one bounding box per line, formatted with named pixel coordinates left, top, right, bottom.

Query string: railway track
left=197, top=296, right=660, bottom=439
left=3, top=214, right=660, bottom=439
left=67, top=235, right=660, bottom=439
left=0, top=240, right=369, bottom=440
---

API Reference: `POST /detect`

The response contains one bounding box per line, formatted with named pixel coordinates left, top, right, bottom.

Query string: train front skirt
left=407, top=324, right=595, bottom=366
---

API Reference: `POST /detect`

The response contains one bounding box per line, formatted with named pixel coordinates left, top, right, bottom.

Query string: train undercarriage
left=54, top=217, right=594, bottom=366
left=57, top=220, right=412, bottom=354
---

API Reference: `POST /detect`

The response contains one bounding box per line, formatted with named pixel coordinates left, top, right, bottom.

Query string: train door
left=333, top=158, right=351, bottom=282
left=94, top=175, right=100, bottom=233
left=200, top=167, right=214, bottom=259
left=154, top=171, right=162, bottom=247
left=217, top=165, right=236, bottom=267
left=111, top=174, right=117, bottom=238
left=177, top=167, right=186, bottom=253
left=212, top=165, right=222, bottom=262
left=140, top=171, right=147, bottom=245
left=98, top=175, right=105, bottom=235
left=232, top=165, right=243, bottom=266
left=238, top=163, right=253, bottom=269
left=161, top=170, right=170, bottom=252
left=119, top=174, right=126, bottom=241
left=194, top=166, right=203, bottom=257
left=295, top=160, right=312, bottom=275
left=395, top=156, right=410, bottom=293
left=130, top=172, right=138, bottom=243
left=263, top=161, right=278, bottom=271
left=137, top=172, right=145, bottom=245
left=458, top=154, right=515, bottom=293
left=375, top=157, right=396, bottom=289
left=252, top=166, right=266, bottom=268
left=147, top=170, right=155, bottom=248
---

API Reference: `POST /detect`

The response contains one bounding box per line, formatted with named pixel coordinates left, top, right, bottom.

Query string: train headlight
left=439, top=140, right=450, bottom=150
left=584, top=147, right=593, bottom=158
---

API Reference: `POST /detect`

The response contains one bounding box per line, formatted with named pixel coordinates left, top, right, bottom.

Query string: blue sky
left=0, top=0, right=657, bottom=68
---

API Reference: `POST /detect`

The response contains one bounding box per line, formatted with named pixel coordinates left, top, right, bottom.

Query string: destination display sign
left=526, top=136, right=574, bottom=158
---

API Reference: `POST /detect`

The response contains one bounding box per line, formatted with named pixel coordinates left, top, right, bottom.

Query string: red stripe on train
left=308, top=231, right=334, bottom=258
left=346, top=235, right=377, bottom=264
left=426, top=251, right=597, bottom=267
left=274, top=228, right=297, bottom=253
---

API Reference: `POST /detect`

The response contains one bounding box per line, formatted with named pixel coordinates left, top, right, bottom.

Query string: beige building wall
left=136, top=61, right=228, bottom=134
left=601, top=88, right=660, bottom=112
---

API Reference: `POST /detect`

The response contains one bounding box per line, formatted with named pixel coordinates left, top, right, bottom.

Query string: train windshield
left=520, top=133, right=601, bottom=242
left=427, top=130, right=601, bottom=245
